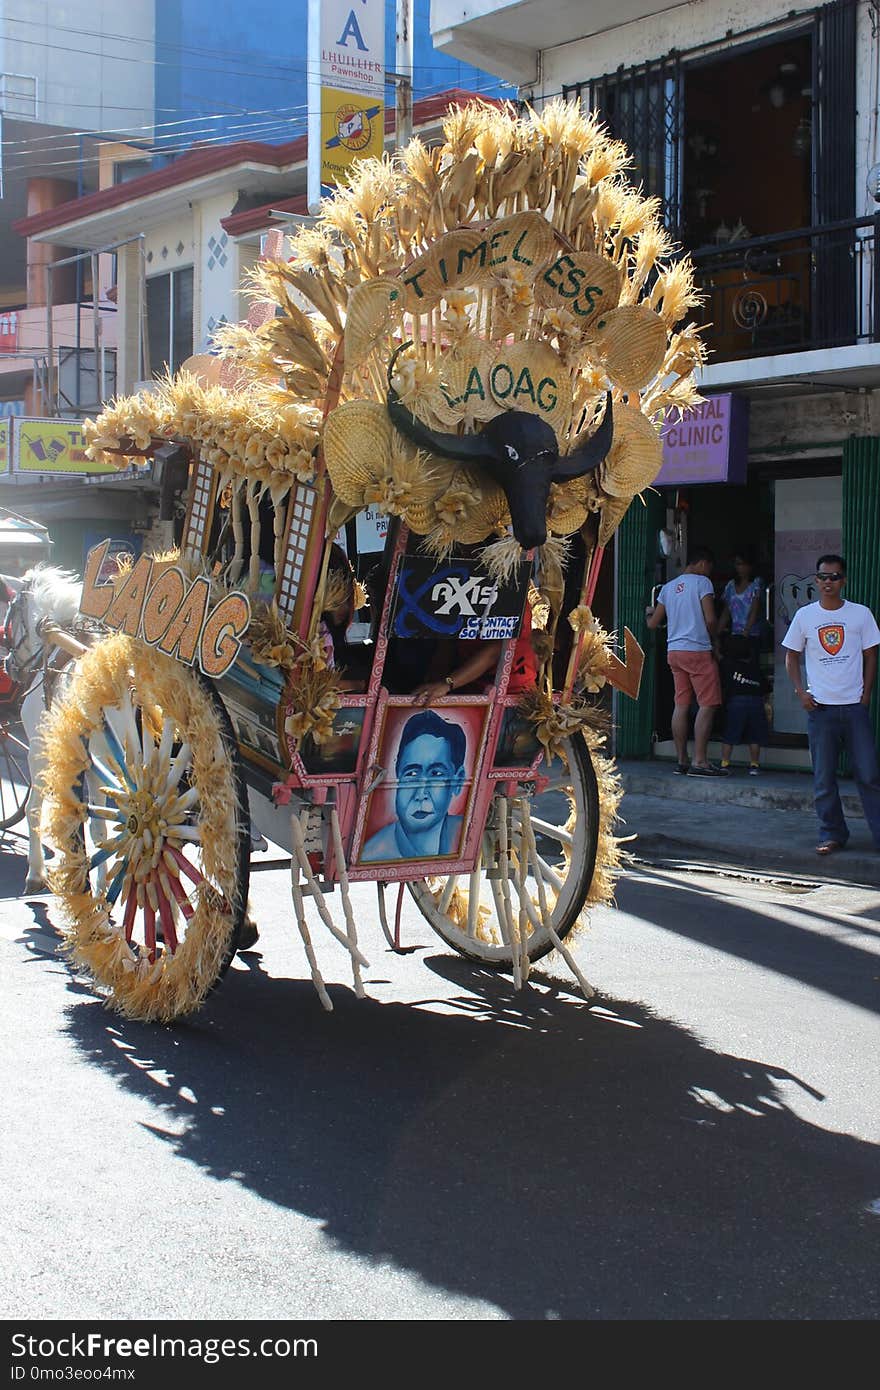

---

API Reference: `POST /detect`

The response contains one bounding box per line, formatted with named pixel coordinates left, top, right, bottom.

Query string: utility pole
left=395, top=0, right=413, bottom=148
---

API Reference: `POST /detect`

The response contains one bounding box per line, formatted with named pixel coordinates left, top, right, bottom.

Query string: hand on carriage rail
left=412, top=640, right=502, bottom=706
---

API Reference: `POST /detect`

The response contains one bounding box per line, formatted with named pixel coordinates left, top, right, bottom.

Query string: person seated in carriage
left=318, top=542, right=372, bottom=692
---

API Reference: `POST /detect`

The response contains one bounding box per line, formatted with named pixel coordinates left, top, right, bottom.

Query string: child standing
left=719, top=634, right=769, bottom=774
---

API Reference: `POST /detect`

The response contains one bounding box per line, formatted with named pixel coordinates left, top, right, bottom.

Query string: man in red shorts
left=647, top=545, right=725, bottom=776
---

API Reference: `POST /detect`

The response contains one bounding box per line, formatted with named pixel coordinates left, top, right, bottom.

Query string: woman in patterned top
left=719, top=550, right=764, bottom=638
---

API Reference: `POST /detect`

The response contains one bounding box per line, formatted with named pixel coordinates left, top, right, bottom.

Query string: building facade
left=12, top=89, right=489, bottom=569
left=434, top=0, right=880, bottom=765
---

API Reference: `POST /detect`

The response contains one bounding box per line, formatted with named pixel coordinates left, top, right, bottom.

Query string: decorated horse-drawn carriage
left=33, top=100, right=704, bottom=1021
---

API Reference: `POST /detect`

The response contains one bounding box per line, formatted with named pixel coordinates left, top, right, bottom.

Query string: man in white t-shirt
left=782, top=553, right=880, bottom=855
left=647, top=545, right=724, bottom=776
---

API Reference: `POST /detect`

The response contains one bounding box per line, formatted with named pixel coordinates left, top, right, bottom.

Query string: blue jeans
left=807, top=703, right=880, bottom=849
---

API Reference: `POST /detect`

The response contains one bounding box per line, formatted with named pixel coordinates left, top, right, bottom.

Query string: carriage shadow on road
left=56, top=937, right=880, bottom=1321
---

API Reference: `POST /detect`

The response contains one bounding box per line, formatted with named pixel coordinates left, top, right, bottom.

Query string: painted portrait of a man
left=360, top=708, right=469, bottom=863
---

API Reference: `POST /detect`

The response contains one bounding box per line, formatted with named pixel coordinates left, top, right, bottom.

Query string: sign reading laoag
left=80, top=541, right=252, bottom=679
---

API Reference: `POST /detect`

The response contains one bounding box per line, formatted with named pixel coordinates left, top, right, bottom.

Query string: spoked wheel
left=408, top=734, right=599, bottom=968
left=0, top=713, right=30, bottom=830
left=41, top=635, right=250, bottom=1022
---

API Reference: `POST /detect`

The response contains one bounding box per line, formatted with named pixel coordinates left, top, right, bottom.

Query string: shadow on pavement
left=60, top=943, right=880, bottom=1320
left=618, top=867, right=880, bottom=1016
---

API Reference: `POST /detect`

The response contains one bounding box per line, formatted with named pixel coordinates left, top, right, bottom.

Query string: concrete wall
left=749, top=389, right=880, bottom=459
left=195, top=193, right=245, bottom=353
left=0, top=0, right=154, bottom=135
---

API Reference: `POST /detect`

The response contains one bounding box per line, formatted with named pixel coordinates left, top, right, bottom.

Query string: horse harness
left=4, top=585, right=78, bottom=709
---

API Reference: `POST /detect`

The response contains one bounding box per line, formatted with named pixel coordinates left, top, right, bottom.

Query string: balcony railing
left=687, top=215, right=880, bottom=361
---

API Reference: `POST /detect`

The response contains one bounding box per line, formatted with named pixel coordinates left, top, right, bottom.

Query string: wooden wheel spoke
left=164, top=844, right=205, bottom=887
left=105, top=861, right=128, bottom=907
left=162, top=863, right=196, bottom=921
left=89, top=832, right=127, bottom=871
left=533, top=852, right=564, bottom=894
left=154, top=872, right=179, bottom=954
left=85, top=803, right=124, bottom=823
left=165, top=823, right=201, bottom=844
left=438, top=875, right=459, bottom=914
left=143, top=892, right=157, bottom=963
left=517, top=812, right=573, bottom=846
left=115, top=690, right=143, bottom=769
left=87, top=748, right=124, bottom=795
left=167, top=742, right=193, bottom=793
left=96, top=721, right=137, bottom=792
left=122, top=885, right=138, bottom=942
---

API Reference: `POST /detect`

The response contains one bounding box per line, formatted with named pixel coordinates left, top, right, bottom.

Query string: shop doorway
left=651, top=462, right=841, bottom=769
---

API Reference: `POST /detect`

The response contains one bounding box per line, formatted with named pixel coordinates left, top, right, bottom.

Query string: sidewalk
left=617, top=759, right=879, bottom=886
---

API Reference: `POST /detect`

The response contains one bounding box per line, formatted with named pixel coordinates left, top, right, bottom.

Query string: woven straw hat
left=323, top=400, right=391, bottom=505
left=596, top=304, right=667, bottom=393
left=455, top=476, right=510, bottom=542
left=597, top=402, right=663, bottom=498
left=344, top=278, right=403, bottom=369
left=597, top=494, right=631, bottom=546
left=432, top=341, right=500, bottom=427
left=547, top=479, right=592, bottom=535
left=401, top=457, right=460, bottom=533
left=401, top=229, right=486, bottom=311
left=535, top=251, right=622, bottom=330
left=486, top=210, right=557, bottom=281
left=489, top=340, right=569, bottom=438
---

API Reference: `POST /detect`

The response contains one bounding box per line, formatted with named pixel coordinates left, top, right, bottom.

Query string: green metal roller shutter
left=841, top=435, right=880, bottom=747
left=615, top=492, right=664, bottom=757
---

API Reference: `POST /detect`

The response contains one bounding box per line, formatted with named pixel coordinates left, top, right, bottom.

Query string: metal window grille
left=564, top=55, right=684, bottom=236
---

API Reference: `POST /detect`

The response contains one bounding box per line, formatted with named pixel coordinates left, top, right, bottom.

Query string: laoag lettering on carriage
left=439, top=359, right=559, bottom=418
left=80, top=539, right=251, bottom=677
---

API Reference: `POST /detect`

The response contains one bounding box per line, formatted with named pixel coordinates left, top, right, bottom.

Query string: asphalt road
left=1, top=826, right=879, bottom=1322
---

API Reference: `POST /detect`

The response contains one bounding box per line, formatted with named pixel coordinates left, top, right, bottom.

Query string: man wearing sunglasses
left=782, top=554, right=880, bottom=856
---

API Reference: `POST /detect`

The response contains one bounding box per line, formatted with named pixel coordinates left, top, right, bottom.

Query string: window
left=0, top=73, right=37, bottom=119
left=146, top=267, right=193, bottom=376
left=113, top=158, right=154, bottom=185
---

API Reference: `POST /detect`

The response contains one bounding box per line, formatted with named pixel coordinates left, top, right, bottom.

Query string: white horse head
left=4, top=564, right=82, bottom=682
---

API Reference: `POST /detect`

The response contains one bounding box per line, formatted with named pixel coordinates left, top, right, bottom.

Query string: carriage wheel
left=0, top=714, right=31, bottom=830
left=41, top=635, right=250, bottom=1022
left=408, top=735, right=600, bottom=968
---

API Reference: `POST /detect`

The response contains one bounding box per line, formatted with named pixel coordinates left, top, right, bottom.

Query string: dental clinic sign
left=308, top=0, right=385, bottom=209
left=655, top=393, right=749, bottom=486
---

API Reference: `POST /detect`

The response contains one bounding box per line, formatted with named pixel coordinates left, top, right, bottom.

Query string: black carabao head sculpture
left=386, top=342, right=614, bottom=551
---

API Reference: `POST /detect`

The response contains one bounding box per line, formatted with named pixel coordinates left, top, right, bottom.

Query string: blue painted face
left=395, top=733, right=465, bottom=840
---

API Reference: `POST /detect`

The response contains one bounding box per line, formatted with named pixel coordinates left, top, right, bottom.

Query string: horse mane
left=22, top=564, right=82, bottom=628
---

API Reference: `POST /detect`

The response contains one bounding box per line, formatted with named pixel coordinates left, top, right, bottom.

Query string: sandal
left=815, top=841, right=845, bottom=856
